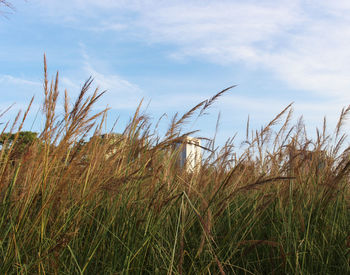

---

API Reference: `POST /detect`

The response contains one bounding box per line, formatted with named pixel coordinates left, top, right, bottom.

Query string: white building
left=176, top=136, right=202, bottom=172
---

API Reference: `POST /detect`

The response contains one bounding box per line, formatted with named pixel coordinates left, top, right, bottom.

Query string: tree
left=0, top=131, right=39, bottom=159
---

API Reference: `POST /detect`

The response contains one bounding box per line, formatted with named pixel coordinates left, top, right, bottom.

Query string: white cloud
left=80, top=50, right=144, bottom=110
left=261, top=16, right=350, bottom=98
left=0, top=74, right=43, bottom=131
left=0, top=74, right=42, bottom=107
left=126, top=1, right=350, bottom=99
left=87, top=23, right=126, bottom=32
left=29, top=1, right=350, bottom=111
left=0, top=75, right=41, bottom=87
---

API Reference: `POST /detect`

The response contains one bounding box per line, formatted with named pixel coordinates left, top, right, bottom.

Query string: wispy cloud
left=79, top=48, right=144, bottom=110
left=33, top=0, right=350, bottom=101
left=0, top=74, right=41, bottom=87
left=0, top=74, right=42, bottom=106
left=131, top=1, right=350, bottom=99
left=9, top=0, right=350, bottom=140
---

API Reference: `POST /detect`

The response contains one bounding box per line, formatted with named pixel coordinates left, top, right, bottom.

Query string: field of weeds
left=0, top=58, right=349, bottom=274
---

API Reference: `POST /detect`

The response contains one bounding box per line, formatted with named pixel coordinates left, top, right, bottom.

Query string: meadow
left=0, top=58, right=349, bottom=274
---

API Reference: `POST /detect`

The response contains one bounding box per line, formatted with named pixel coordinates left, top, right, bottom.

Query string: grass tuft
left=0, top=59, right=349, bottom=274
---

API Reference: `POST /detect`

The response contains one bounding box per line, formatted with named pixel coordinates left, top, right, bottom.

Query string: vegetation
left=0, top=131, right=38, bottom=159
left=0, top=0, right=14, bottom=15
left=0, top=58, right=349, bottom=274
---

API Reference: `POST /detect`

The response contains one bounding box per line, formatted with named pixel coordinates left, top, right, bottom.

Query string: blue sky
left=1, top=0, right=350, bottom=147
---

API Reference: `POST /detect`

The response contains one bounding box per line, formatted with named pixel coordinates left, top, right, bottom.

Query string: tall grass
left=0, top=58, right=349, bottom=274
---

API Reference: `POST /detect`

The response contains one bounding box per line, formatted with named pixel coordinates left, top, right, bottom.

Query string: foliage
left=0, top=131, right=38, bottom=159
left=0, top=131, right=38, bottom=147
left=0, top=0, right=14, bottom=15
left=0, top=58, right=349, bottom=274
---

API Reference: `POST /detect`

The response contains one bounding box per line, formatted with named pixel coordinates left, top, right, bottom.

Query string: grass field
left=0, top=59, right=349, bottom=274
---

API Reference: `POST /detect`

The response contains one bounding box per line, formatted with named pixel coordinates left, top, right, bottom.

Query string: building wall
left=176, top=136, right=202, bottom=172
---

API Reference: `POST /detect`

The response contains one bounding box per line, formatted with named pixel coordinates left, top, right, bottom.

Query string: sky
left=1, top=0, right=350, bottom=148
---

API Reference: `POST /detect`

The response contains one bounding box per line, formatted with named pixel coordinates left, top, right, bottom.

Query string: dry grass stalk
left=0, top=56, right=348, bottom=274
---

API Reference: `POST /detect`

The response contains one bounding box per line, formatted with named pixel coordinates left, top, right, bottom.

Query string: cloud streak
left=33, top=0, right=350, bottom=100
left=79, top=48, right=144, bottom=110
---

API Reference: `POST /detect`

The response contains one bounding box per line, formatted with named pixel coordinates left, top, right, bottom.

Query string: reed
left=0, top=58, right=349, bottom=274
